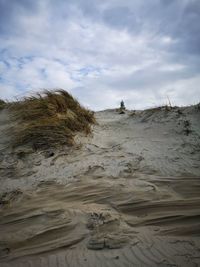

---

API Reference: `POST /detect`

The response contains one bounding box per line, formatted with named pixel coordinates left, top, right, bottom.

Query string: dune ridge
left=0, top=99, right=200, bottom=266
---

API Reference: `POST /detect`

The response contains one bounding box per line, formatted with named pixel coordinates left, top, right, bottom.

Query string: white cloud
left=0, top=0, right=199, bottom=109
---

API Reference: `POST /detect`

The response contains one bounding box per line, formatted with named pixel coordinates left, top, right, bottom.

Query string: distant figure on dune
left=120, top=100, right=125, bottom=110
left=119, top=100, right=126, bottom=114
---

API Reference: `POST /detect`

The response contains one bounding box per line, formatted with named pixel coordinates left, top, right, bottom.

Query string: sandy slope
left=0, top=105, right=200, bottom=266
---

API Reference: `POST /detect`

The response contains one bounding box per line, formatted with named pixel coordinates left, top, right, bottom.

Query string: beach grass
left=10, top=89, right=95, bottom=150
left=0, top=99, right=6, bottom=110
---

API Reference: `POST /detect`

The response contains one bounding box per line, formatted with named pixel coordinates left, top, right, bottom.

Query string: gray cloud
left=0, top=0, right=39, bottom=35
left=0, top=0, right=199, bottom=109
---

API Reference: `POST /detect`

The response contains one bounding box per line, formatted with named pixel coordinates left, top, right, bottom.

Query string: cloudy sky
left=0, top=0, right=199, bottom=110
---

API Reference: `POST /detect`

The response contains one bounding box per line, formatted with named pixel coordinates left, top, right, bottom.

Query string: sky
left=0, top=0, right=200, bottom=110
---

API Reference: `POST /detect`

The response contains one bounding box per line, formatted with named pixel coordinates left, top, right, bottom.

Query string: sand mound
left=0, top=103, right=200, bottom=266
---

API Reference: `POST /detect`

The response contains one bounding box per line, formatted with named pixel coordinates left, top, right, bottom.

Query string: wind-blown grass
left=10, top=90, right=95, bottom=150
left=0, top=99, right=6, bottom=110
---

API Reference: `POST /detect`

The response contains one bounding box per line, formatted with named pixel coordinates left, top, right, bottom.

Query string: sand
left=0, top=105, right=200, bottom=266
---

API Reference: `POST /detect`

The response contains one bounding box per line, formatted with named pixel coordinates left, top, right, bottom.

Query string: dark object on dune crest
left=120, top=100, right=125, bottom=110
left=9, top=89, right=96, bottom=150
left=118, top=100, right=126, bottom=114
left=0, top=99, right=6, bottom=110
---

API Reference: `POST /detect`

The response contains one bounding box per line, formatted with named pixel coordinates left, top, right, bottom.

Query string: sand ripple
left=0, top=175, right=200, bottom=266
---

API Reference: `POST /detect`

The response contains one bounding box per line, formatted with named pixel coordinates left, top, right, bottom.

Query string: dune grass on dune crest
left=0, top=99, right=6, bottom=110
left=10, top=89, right=96, bottom=150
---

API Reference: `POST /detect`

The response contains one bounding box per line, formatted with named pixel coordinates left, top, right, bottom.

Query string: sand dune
left=0, top=105, right=200, bottom=266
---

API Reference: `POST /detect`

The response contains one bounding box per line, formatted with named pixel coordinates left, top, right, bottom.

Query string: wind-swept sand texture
left=0, top=105, right=200, bottom=266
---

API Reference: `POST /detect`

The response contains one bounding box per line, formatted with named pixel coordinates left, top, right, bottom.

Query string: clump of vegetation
left=146, top=105, right=174, bottom=113
left=0, top=99, right=6, bottom=110
left=10, top=89, right=95, bottom=150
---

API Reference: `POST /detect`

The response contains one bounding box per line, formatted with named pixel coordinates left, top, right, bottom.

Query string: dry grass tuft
left=0, top=99, right=6, bottom=110
left=145, top=105, right=174, bottom=113
left=10, top=89, right=95, bottom=150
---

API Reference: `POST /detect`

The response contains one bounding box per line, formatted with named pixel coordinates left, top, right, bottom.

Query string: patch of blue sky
left=0, top=60, right=10, bottom=69
left=77, top=66, right=102, bottom=77
left=0, top=48, right=8, bottom=56
left=14, top=85, right=32, bottom=99
left=0, top=48, right=9, bottom=61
